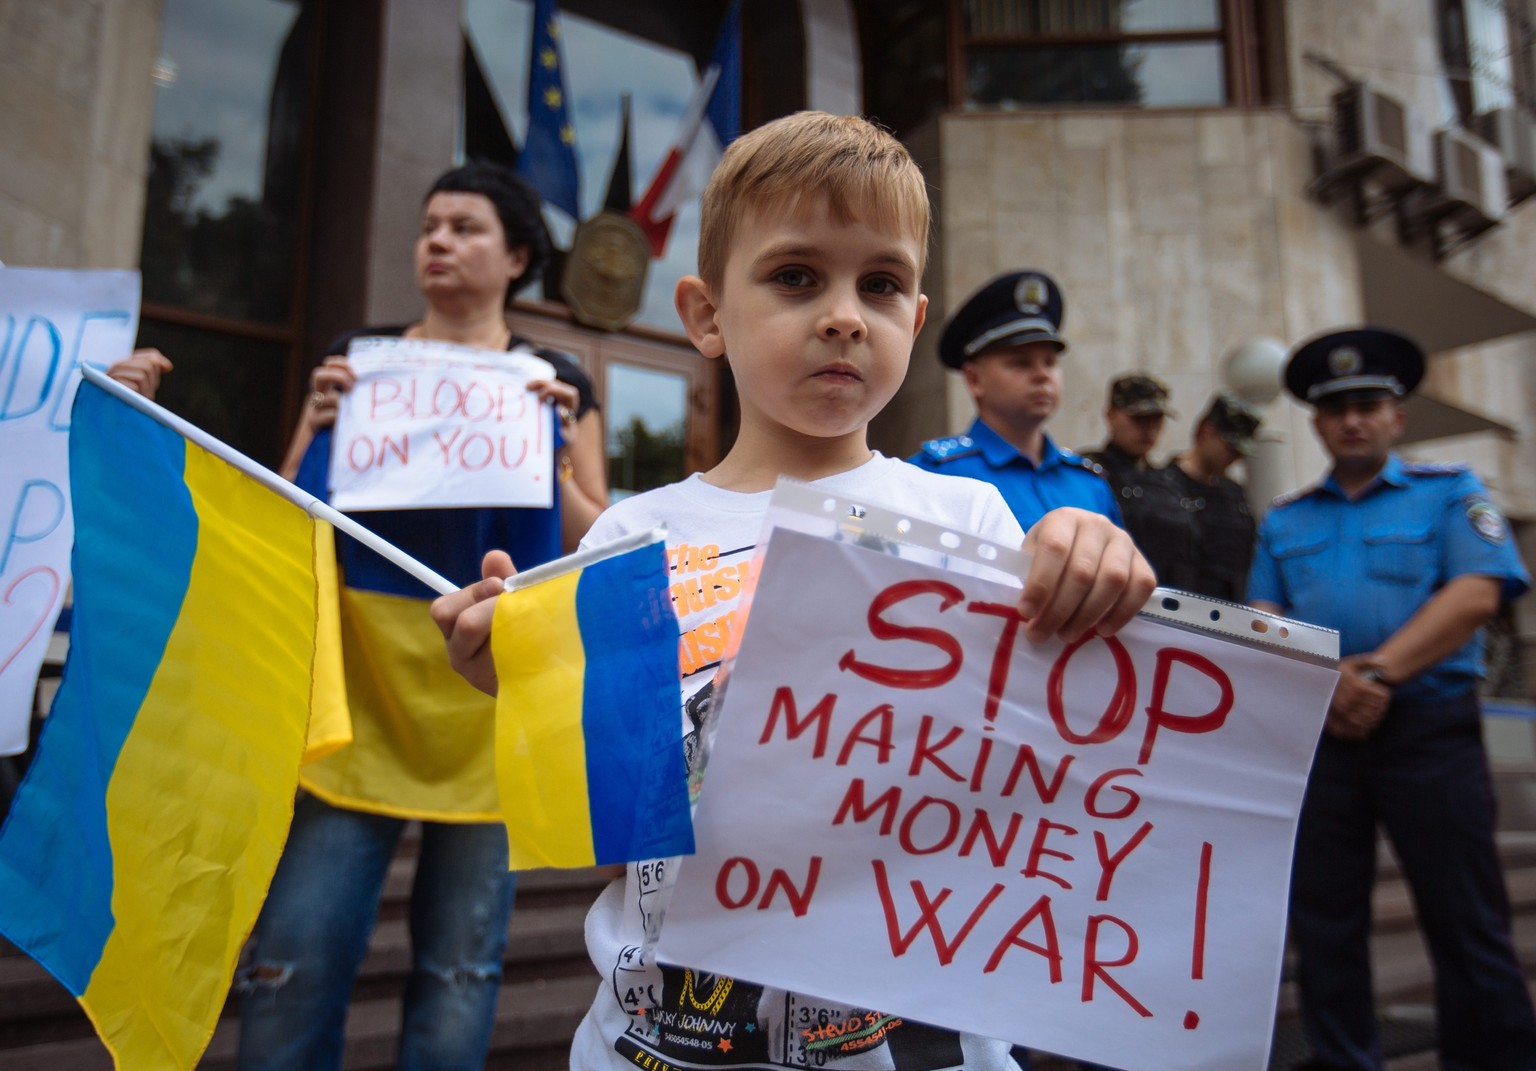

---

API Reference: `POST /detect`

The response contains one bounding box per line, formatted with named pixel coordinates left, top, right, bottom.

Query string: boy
left=434, top=112, right=1155, bottom=1070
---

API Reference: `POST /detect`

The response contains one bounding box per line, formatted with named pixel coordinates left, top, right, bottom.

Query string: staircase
left=0, top=826, right=610, bottom=1070
left=5, top=770, right=1536, bottom=1069
left=1265, top=829, right=1536, bottom=1071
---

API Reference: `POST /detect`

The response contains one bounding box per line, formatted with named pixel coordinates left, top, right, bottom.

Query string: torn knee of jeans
left=420, top=960, right=501, bottom=986
left=234, top=961, right=294, bottom=992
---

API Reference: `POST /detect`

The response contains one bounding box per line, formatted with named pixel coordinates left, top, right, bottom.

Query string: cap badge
left=1015, top=275, right=1048, bottom=315
left=1328, top=345, right=1362, bottom=376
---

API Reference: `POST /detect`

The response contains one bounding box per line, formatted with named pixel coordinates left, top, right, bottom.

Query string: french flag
left=630, top=0, right=740, bottom=258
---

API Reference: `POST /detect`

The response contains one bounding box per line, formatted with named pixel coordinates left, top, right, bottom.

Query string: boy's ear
left=913, top=293, right=928, bottom=339
left=675, top=275, right=726, bottom=358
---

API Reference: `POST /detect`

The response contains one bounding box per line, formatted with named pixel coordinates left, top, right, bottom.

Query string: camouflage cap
left=1107, top=374, right=1175, bottom=417
left=1198, top=392, right=1262, bottom=455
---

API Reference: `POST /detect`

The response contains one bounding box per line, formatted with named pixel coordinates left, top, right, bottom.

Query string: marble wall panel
left=0, top=0, right=162, bottom=270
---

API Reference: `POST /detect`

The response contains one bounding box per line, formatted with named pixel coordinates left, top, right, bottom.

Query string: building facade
left=3, top=0, right=1533, bottom=692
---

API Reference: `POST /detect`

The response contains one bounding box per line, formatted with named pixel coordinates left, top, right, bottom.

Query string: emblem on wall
left=562, top=211, right=652, bottom=331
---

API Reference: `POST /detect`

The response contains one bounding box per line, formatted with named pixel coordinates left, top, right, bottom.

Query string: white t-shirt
left=571, top=454, right=1028, bottom=1071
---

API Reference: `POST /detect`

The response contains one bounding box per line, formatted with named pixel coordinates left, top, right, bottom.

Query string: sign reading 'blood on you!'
left=659, top=527, right=1338, bottom=1071
left=328, top=335, right=556, bottom=512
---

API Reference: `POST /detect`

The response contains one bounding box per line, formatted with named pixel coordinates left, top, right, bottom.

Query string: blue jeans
left=236, top=794, right=517, bottom=1071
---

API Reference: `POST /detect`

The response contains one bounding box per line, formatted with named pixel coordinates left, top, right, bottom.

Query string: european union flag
left=517, top=0, right=581, bottom=219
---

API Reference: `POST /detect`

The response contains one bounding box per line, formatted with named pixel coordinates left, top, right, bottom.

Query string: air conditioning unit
left=1332, top=82, right=1434, bottom=191
left=1433, top=126, right=1508, bottom=228
left=1474, top=107, right=1536, bottom=203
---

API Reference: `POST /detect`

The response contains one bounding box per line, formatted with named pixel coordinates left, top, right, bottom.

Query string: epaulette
left=1402, top=461, right=1469, bottom=476
left=919, top=435, right=981, bottom=463
left=1059, top=448, right=1105, bottom=475
left=1269, top=482, right=1322, bottom=509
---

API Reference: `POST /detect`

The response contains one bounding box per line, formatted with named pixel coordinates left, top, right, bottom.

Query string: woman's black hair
left=426, top=161, right=552, bottom=301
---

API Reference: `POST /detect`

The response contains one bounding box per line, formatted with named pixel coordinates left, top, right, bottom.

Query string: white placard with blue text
left=0, top=268, right=141, bottom=755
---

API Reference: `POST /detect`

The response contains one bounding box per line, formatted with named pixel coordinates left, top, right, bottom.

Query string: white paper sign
left=660, top=527, right=1338, bottom=1071
left=0, top=268, right=141, bottom=755
left=327, top=336, right=557, bottom=511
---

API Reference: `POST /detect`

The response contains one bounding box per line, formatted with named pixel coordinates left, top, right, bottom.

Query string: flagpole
left=80, top=364, right=461, bottom=596
left=501, top=526, right=667, bottom=594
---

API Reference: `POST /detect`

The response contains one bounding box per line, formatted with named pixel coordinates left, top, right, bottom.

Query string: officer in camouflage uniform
left=1162, top=392, right=1262, bottom=601
left=1083, top=374, right=1193, bottom=584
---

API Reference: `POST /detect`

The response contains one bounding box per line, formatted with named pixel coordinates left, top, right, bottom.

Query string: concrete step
left=0, top=865, right=608, bottom=1052
left=4, top=833, right=1534, bottom=1069
left=0, top=972, right=599, bottom=1071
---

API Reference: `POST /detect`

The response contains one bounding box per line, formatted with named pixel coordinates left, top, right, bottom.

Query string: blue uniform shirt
left=1249, top=454, right=1529, bottom=701
left=908, top=418, right=1122, bottom=532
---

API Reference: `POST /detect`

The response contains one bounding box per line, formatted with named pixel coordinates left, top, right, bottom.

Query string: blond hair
left=696, top=111, right=931, bottom=288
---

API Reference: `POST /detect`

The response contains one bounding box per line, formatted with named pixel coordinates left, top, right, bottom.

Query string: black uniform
left=1160, top=464, right=1256, bottom=601
left=1083, top=443, right=1197, bottom=590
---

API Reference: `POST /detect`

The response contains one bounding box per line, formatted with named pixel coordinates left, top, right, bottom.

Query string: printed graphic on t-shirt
left=670, top=540, right=755, bottom=680
left=613, top=962, right=972, bottom=1069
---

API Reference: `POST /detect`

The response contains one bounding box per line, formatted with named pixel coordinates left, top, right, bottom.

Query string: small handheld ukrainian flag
left=491, top=532, right=694, bottom=869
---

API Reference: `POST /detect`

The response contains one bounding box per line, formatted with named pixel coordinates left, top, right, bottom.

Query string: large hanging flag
left=603, top=92, right=634, bottom=213
left=297, top=560, right=512, bottom=820
left=490, top=530, right=693, bottom=869
left=517, top=0, right=581, bottom=219
left=630, top=0, right=742, bottom=257
left=0, top=376, right=345, bottom=1070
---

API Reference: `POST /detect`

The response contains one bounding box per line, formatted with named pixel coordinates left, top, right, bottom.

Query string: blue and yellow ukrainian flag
left=491, top=539, right=693, bottom=868
left=0, top=380, right=338, bottom=1070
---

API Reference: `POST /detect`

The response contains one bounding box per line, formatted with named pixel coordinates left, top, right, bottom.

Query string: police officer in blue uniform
left=908, top=270, right=1121, bottom=531
left=912, top=271, right=1122, bottom=1071
left=1249, top=327, right=1536, bottom=1071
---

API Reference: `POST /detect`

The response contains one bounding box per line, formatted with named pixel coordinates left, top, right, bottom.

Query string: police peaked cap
left=1284, top=327, right=1425, bottom=405
left=939, top=270, right=1066, bottom=369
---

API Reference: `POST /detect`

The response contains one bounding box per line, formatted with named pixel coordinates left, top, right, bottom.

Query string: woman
left=238, top=162, right=606, bottom=1071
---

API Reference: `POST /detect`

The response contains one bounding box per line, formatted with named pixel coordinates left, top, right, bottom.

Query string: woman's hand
left=279, top=355, right=354, bottom=480
left=107, top=349, right=173, bottom=400
left=302, top=356, right=356, bottom=433
left=527, top=377, right=582, bottom=430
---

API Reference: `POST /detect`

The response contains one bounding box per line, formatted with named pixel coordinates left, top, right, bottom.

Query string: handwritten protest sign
left=1, top=268, right=140, bottom=755
left=660, top=527, right=1338, bottom=1071
left=328, top=336, right=557, bottom=511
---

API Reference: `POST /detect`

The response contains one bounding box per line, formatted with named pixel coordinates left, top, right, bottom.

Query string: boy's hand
left=431, top=550, right=517, bottom=696
left=1017, top=508, right=1156, bottom=643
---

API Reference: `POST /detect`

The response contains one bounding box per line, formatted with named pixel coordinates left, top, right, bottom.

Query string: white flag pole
left=81, top=364, right=460, bottom=595
left=500, top=526, right=667, bottom=594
